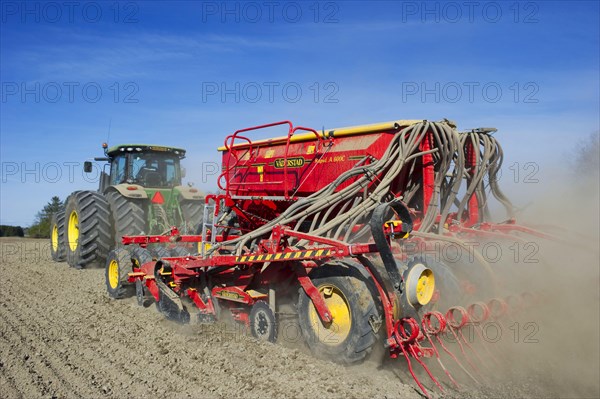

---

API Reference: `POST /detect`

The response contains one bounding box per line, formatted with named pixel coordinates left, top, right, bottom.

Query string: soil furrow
left=0, top=366, right=23, bottom=399
left=0, top=325, right=61, bottom=398
left=1, top=237, right=598, bottom=399
left=0, top=305, right=94, bottom=398
left=0, top=289, right=167, bottom=397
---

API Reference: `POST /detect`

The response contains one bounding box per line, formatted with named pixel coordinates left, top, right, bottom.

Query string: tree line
left=28, top=196, right=64, bottom=238
left=1, top=196, right=63, bottom=238
left=0, top=225, right=25, bottom=237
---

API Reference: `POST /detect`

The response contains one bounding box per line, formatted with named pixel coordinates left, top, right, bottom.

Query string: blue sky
left=1, top=0, right=599, bottom=226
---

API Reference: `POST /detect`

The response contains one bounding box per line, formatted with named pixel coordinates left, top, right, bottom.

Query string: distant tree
left=28, top=196, right=63, bottom=238
left=573, top=131, right=600, bottom=180
left=0, top=225, right=25, bottom=237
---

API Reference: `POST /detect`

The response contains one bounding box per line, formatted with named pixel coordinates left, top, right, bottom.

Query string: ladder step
left=200, top=200, right=219, bottom=257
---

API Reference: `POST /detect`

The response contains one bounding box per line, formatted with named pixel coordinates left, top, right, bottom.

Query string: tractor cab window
left=110, top=155, right=127, bottom=185
left=130, top=153, right=181, bottom=188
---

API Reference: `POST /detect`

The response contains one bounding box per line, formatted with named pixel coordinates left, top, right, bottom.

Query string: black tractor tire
left=179, top=199, right=203, bottom=235
left=106, top=248, right=135, bottom=299
left=131, top=245, right=154, bottom=267
left=297, top=262, right=381, bottom=365
left=64, top=191, right=113, bottom=268
left=106, top=191, right=147, bottom=246
left=170, top=246, right=191, bottom=257
left=50, top=210, right=66, bottom=262
left=150, top=245, right=171, bottom=260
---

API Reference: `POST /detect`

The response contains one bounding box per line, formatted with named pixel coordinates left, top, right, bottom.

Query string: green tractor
left=50, top=143, right=204, bottom=271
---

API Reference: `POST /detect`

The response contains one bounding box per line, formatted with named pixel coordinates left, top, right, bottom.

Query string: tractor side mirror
left=83, top=161, right=93, bottom=173
left=181, top=167, right=186, bottom=178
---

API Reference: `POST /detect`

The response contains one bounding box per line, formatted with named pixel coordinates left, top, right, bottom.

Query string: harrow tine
left=422, top=311, right=461, bottom=389
left=488, top=297, right=514, bottom=331
left=488, top=297, right=509, bottom=320
left=408, top=344, right=445, bottom=393
left=433, top=330, right=480, bottom=385
left=456, top=330, right=491, bottom=374
left=393, top=320, right=432, bottom=399
left=394, top=318, right=448, bottom=398
left=467, top=302, right=502, bottom=368
left=445, top=307, right=486, bottom=378
left=486, top=297, right=515, bottom=364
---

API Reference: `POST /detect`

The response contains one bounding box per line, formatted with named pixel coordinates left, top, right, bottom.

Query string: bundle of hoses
left=456, top=130, right=515, bottom=223
left=209, top=121, right=513, bottom=256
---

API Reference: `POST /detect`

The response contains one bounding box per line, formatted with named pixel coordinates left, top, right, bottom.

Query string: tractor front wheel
left=297, top=262, right=381, bottom=364
left=106, top=248, right=135, bottom=299
left=106, top=246, right=152, bottom=300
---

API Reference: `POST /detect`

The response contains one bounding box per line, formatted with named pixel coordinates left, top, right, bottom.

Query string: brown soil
left=1, top=237, right=598, bottom=399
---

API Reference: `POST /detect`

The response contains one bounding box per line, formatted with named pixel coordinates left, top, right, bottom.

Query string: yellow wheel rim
left=308, top=284, right=352, bottom=346
left=108, top=259, right=119, bottom=289
left=67, top=210, right=79, bottom=251
left=416, top=269, right=435, bottom=305
left=51, top=224, right=59, bottom=252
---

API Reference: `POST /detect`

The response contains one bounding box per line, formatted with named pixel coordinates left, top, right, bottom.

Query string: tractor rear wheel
left=50, top=210, right=66, bottom=262
left=180, top=200, right=203, bottom=235
left=106, top=191, right=147, bottom=245
left=65, top=191, right=112, bottom=268
left=131, top=246, right=153, bottom=268
left=170, top=246, right=191, bottom=257
left=150, top=245, right=171, bottom=260
left=106, top=248, right=135, bottom=299
left=297, top=262, right=381, bottom=364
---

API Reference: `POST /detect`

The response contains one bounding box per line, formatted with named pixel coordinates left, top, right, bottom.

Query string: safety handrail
left=217, top=134, right=253, bottom=192
left=217, top=121, right=293, bottom=195
left=283, top=126, right=322, bottom=199
left=218, top=121, right=324, bottom=199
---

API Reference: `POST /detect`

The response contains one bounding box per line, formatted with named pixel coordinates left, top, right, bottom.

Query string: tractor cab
left=86, top=144, right=187, bottom=192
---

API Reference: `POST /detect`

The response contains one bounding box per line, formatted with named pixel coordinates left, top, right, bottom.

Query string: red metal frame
left=217, top=121, right=323, bottom=200
left=119, top=120, right=557, bottom=399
